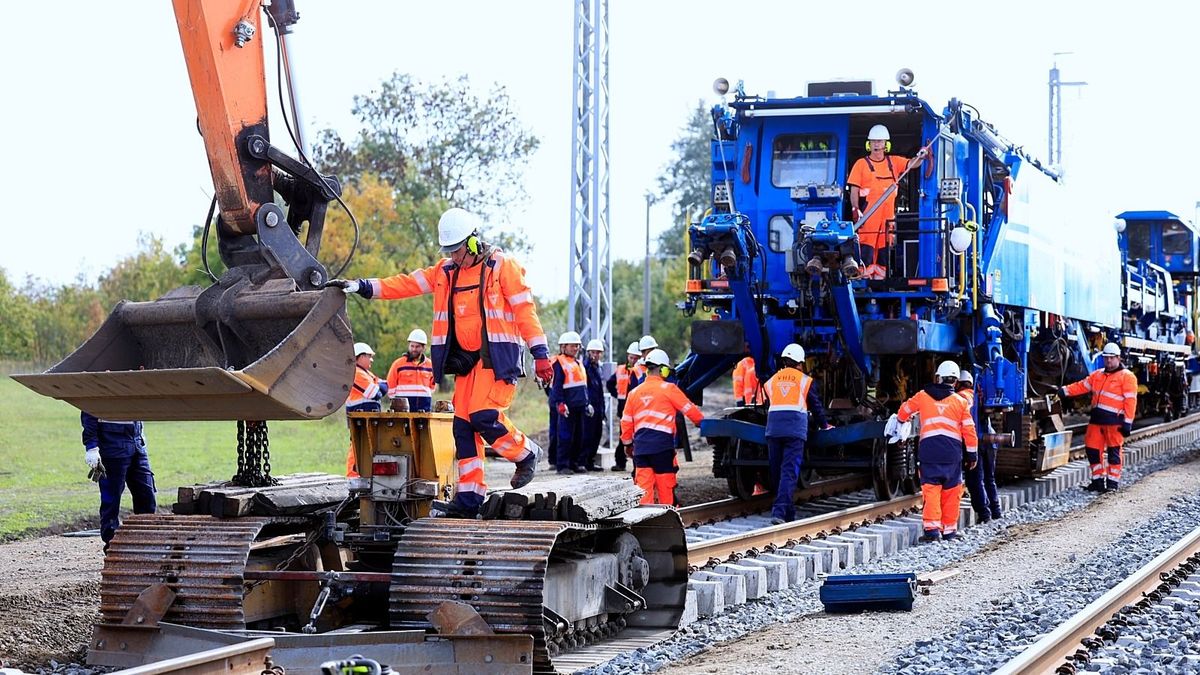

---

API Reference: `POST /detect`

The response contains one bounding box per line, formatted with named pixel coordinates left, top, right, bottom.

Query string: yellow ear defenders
left=465, top=233, right=481, bottom=255
left=865, top=140, right=892, bottom=153
left=660, top=365, right=670, bottom=378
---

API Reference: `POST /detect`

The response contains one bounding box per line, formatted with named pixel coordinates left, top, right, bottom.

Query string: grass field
left=0, top=372, right=551, bottom=541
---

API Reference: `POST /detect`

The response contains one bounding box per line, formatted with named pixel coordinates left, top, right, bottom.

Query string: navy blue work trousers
left=965, top=445, right=1001, bottom=519
left=99, top=448, right=157, bottom=543
left=767, top=435, right=806, bottom=522
left=556, top=406, right=587, bottom=470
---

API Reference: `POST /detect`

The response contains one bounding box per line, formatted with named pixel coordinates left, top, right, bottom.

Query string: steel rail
left=686, top=494, right=921, bottom=567
left=677, top=475, right=870, bottom=527
left=995, top=525, right=1200, bottom=675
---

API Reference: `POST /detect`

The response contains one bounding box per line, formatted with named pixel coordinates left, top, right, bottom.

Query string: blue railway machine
left=677, top=70, right=1200, bottom=500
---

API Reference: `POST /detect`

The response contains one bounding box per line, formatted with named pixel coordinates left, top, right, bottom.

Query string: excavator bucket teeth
left=12, top=281, right=354, bottom=421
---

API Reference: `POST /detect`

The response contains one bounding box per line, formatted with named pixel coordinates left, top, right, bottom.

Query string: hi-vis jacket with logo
left=1063, top=367, right=1138, bottom=426
left=620, top=375, right=704, bottom=455
left=896, top=383, right=978, bottom=465
left=762, top=367, right=827, bottom=438
left=366, top=250, right=550, bottom=384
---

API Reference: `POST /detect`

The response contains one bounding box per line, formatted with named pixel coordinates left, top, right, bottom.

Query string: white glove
left=85, top=448, right=100, bottom=469
left=340, top=280, right=360, bottom=295
left=884, top=414, right=900, bottom=439
left=586, top=404, right=595, bottom=417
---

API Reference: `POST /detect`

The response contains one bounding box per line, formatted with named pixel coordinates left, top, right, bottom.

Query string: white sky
left=2, top=1, right=1198, bottom=301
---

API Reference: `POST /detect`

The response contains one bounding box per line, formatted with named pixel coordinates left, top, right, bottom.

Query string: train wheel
left=872, top=438, right=915, bottom=500
left=725, top=438, right=768, bottom=500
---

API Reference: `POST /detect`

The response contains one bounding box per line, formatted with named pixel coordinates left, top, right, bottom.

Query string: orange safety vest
left=1063, top=367, right=1138, bottom=426
left=347, top=366, right=384, bottom=409
left=615, top=364, right=632, bottom=400
left=762, top=367, right=812, bottom=438
left=367, top=249, right=550, bottom=384
left=732, top=356, right=765, bottom=405
left=387, top=354, right=434, bottom=398
left=551, top=353, right=588, bottom=407
left=620, top=375, right=704, bottom=455
left=897, top=385, right=978, bottom=464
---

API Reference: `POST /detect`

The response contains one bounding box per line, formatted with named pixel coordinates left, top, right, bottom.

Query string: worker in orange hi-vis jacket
left=846, top=124, right=925, bottom=279
left=326, top=208, right=550, bottom=518
left=386, top=328, right=435, bottom=413
left=605, top=341, right=641, bottom=472
left=344, top=342, right=388, bottom=478
left=1060, top=342, right=1138, bottom=492
left=732, top=354, right=765, bottom=406
left=620, top=350, right=704, bottom=506
left=891, top=360, right=978, bottom=543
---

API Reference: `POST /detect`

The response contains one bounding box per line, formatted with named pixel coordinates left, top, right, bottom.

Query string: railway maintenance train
left=677, top=71, right=1200, bottom=500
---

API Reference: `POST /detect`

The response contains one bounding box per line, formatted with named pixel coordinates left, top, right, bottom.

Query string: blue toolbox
left=819, top=573, right=918, bottom=613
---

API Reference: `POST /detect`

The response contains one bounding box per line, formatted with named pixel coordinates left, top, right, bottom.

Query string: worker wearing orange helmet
left=890, top=360, right=978, bottom=542
left=386, top=329, right=435, bottom=413
left=620, top=349, right=704, bottom=506
left=328, top=208, right=549, bottom=517
left=846, top=124, right=924, bottom=279
left=1059, top=342, right=1138, bottom=492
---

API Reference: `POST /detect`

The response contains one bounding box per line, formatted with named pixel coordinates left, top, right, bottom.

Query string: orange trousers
left=921, top=483, right=964, bottom=534
left=633, top=450, right=679, bottom=506
left=450, top=362, right=532, bottom=510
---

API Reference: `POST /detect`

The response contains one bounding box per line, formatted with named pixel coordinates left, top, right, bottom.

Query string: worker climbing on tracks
left=620, top=349, right=705, bottom=506
left=344, top=341, right=389, bottom=477
left=958, top=369, right=1003, bottom=522
left=81, top=412, right=156, bottom=551
left=890, top=360, right=978, bottom=542
left=582, top=338, right=608, bottom=471
left=847, top=124, right=925, bottom=280
left=1059, top=342, right=1138, bottom=492
left=551, top=331, right=589, bottom=475
left=607, top=341, right=641, bottom=472
left=762, top=343, right=829, bottom=524
left=327, top=207, right=549, bottom=517
left=733, top=348, right=765, bottom=406
left=386, top=329, right=435, bottom=413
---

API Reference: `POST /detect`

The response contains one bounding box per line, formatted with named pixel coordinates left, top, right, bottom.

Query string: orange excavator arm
left=12, top=0, right=355, bottom=422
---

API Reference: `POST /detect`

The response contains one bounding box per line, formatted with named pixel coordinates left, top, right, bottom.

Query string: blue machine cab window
left=772, top=134, right=838, bottom=187
left=1126, top=222, right=1151, bottom=260
left=1162, top=220, right=1191, bottom=255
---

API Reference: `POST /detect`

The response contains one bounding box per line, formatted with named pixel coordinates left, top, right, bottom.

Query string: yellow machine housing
left=348, top=411, right=456, bottom=523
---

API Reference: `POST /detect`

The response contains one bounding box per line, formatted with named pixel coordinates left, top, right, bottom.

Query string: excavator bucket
left=12, top=280, right=354, bottom=421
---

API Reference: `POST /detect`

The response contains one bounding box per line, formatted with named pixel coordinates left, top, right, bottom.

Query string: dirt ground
left=0, top=389, right=737, bottom=669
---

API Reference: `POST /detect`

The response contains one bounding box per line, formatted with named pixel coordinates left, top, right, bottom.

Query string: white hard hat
left=935, top=360, right=959, bottom=380
left=958, top=369, right=974, bottom=384
left=949, top=226, right=972, bottom=254
left=627, top=341, right=641, bottom=356
left=558, top=331, right=582, bottom=346
left=781, top=343, right=805, bottom=362
left=438, top=207, right=482, bottom=253
left=867, top=124, right=890, bottom=141
left=586, top=339, right=605, bottom=352
left=644, top=349, right=670, bottom=367
left=407, top=328, right=428, bottom=344
left=353, top=342, right=375, bottom=357
left=638, top=335, right=659, bottom=351
left=1102, top=342, right=1122, bottom=356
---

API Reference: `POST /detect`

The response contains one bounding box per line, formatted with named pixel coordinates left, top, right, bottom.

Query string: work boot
left=770, top=517, right=786, bottom=526
left=1105, top=479, right=1120, bottom=492
left=805, top=256, right=825, bottom=276
left=610, top=465, right=626, bottom=472
left=430, top=499, right=478, bottom=519
left=976, top=513, right=992, bottom=525
left=572, top=466, right=588, bottom=474
left=942, top=531, right=963, bottom=541
left=918, top=529, right=941, bottom=543
left=1083, top=478, right=1104, bottom=492
left=841, top=258, right=863, bottom=279
left=990, top=509, right=1003, bottom=521
left=587, top=464, right=604, bottom=472
left=510, top=439, right=543, bottom=489
left=556, top=467, right=573, bottom=475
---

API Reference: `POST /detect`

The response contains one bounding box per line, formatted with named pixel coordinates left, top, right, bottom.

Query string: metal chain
left=232, top=421, right=277, bottom=487
left=260, top=421, right=275, bottom=482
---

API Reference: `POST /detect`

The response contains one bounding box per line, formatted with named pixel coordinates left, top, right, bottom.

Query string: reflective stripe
left=639, top=422, right=676, bottom=434
left=921, top=428, right=964, bottom=441
left=768, top=403, right=809, bottom=412
left=98, top=419, right=136, bottom=425
left=490, top=332, right=522, bottom=344
left=459, top=457, right=484, bottom=474
left=634, top=409, right=675, bottom=423
left=413, top=269, right=432, bottom=294
left=529, top=335, right=548, bottom=348
left=507, top=290, right=533, bottom=306
left=486, top=309, right=517, bottom=321
left=1098, top=390, right=1124, bottom=402
left=369, top=279, right=383, bottom=297
left=432, top=335, right=448, bottom=345
left=923, top=416, right=957, bottom=427
left=390, top=385, right=433, bottom=396
left=561, top=381, right=586, bottom=388
left=433, top=311, right=448, bottom=321
left=458, top=481, right=487, bottom=495
left=1095, top=403, right=1122, bottom=414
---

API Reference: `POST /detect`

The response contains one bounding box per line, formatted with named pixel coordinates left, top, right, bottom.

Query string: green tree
left=0, top=269, right=36, bottom=361
left=655, top=100, right=714, bottom=256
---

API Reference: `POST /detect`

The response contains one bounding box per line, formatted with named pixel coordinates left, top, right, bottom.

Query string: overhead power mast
left=568, top=0, right=611, bottom=352
left=1048, top=53, right=1086, bottom=171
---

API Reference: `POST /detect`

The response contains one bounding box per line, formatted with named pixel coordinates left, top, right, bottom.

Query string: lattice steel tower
left=1048, top=53, right=1086, bottom=170
left=568, top=0, right=611, bottom=351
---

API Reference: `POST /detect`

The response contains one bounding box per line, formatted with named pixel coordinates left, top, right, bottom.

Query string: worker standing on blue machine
left=551, top=331, right=589, bottom=474
left=891, top=361, right=978, bottom=542
left=1059, top=342, right=1138, bottom=492
left=82, top=412, right=156, bottom=550
left=606, top=341, right=641, bottom=472
left=762, top=344, right=829, bottom=524
left=846, top=124, right=924, bottom=279
left=582, top=339, right=607, bottom=471
left=958, top=369, right=1002, bottom=522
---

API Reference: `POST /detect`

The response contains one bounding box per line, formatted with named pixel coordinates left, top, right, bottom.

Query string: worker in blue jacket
left=551, top=331, right=589, bottom=474
left=582, top=339, right=607, bottom=471
left=82, top=412, right=156, bottom=549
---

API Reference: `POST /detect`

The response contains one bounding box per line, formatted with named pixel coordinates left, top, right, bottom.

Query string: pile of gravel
left=584, top=442, right=1200, bottom=675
